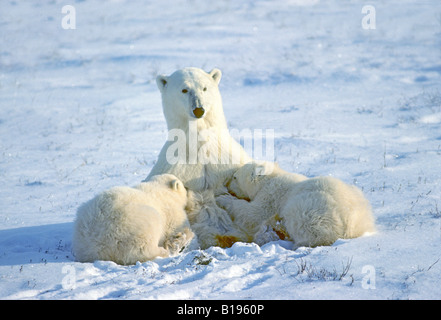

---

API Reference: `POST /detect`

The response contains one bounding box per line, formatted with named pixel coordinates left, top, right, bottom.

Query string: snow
left=1, top=0, right=440, bottom=300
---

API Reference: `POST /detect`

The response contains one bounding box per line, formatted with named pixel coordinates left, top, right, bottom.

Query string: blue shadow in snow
left=0, top=222, right=74, bottom=266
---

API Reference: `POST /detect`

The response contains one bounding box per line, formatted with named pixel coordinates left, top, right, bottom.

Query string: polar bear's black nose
left=193, top=107, right=205, bottom=118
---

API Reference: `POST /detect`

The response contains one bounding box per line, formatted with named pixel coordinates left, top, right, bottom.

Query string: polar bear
left=217, top=162, right=376, bottom=247
left=146, top=67, right=251, bottom=192
left=144, top=68, right=253, bottom=248
left=72, top=174, right=195, bottom=265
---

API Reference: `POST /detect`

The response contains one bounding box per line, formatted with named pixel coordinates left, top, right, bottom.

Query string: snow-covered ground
left=1, top=0, right=440, bottom=300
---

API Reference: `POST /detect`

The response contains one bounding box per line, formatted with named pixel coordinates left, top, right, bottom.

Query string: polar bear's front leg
left=215, top=194, right=240, bottom=214
left=164, top=227, right=195, bottom=255
left=216, top=194, right=264, bottom=236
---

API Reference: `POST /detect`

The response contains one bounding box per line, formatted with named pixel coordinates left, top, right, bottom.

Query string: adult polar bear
left=145, top=67, right=253, bottom=248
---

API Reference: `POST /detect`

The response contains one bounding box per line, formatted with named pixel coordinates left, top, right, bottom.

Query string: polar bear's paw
left=165, top=228, right=195, bottom=255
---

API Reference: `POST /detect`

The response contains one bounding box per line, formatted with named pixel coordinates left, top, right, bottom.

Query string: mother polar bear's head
left=156, top=67, right=223, bottom=124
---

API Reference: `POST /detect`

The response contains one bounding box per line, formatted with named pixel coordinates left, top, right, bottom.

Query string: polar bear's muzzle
left=193, top=107, right=205, bottom=118
left=189, top=91, right=206, bottom=119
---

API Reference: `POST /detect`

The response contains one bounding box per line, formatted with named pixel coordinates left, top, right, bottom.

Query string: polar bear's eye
left=182, top=89, right=188, bottom=94
left=203, top=87, right=207, bottom=91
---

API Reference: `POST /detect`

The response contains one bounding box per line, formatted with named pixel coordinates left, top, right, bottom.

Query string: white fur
left=144, top=68, right=252, bottom=248
left=217, top=162, right=376, bottom=247
left=72, top=174, right=195, bottom=265
left=146, top=67, right=251, bottom=192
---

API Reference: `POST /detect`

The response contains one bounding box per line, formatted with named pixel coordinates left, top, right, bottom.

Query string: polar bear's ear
left=209, top=68, right=222, bottom=85
left=252, top=162, right=275, bottom=182
left=156, top=75, right=168, bottom=93
left=170, top=179, right=181, bottom=191
left=251, top=165, right=267, bottom=182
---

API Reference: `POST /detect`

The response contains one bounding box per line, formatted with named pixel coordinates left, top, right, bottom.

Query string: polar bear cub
left=217, top=162, right=375, bottom=247
left=72, top=174, right=195, bottom=265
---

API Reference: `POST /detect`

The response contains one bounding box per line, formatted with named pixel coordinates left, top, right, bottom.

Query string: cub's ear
left=251, top=162, right=275, bottom=182
left=156, top=75, right=168, bottom=93
left=170, top=179, right=181, bottom=191
left=209, top=68, right=222, bottom=85
left=251, top=165, right=266, bottom=182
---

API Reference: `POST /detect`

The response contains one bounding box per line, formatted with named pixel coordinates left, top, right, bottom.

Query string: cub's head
left=149, top=173, right=188, bottom=201
left=227, top=161, right=276, bottom=200
left=156, top=67, right=222, bottom=123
